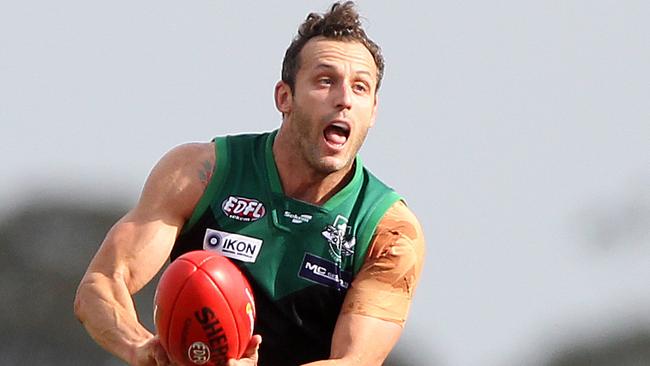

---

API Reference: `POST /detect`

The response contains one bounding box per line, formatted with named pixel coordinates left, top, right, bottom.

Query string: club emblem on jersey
left=221, top=196, right=266, bottom=222
left=321, top=215, right=356, bottom=261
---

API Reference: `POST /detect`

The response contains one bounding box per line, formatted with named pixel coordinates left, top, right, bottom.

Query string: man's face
left=278, top=37, right=379, bottom=175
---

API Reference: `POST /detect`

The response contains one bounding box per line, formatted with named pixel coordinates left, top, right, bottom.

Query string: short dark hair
left=281, top=1, right=385, bottom=93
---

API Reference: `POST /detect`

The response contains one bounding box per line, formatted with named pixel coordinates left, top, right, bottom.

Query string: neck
left=272, top=128, right=355, bottom=206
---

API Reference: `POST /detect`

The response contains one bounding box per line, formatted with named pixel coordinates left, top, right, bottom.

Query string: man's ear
left=275, top=81, right=293, bottom=115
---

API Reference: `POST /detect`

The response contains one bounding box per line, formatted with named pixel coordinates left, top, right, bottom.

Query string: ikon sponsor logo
left=298, top=253, right=351, bottom=289
left=203, top=228, right=263, bottom=263
left=221, top=196, right=266, bottom=222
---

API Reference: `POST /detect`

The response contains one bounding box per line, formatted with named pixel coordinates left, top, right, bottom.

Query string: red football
left=154, top=250, right=256, bottom=366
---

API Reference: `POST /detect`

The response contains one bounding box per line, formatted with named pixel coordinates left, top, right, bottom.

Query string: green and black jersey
left=171, top=130, right=401, bottom=366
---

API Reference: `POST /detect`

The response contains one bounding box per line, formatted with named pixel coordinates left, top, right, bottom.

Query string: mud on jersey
left=171, top=131, right=401, bottom=366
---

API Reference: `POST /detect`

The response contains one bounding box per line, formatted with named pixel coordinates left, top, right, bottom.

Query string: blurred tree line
left=0, top=198, right=647, bottom=365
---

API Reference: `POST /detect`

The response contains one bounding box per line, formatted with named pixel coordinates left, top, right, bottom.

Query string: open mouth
left=323, top=121, right=350, bottom=148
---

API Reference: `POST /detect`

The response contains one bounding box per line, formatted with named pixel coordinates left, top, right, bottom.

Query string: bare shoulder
left=341, top=200, right=425, bottom=325
left=366, top=200, right=426, bottom=287
left=376, top=200, right=425, bottom=243
left=136, top=142, right=216, bottom=221
left=158, top=142, right=215, bottom=171
left=151, top=141, right=216, bottom=189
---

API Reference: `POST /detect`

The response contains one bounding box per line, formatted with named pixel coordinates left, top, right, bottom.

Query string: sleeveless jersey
left=171, top=130, right=401, bottom=366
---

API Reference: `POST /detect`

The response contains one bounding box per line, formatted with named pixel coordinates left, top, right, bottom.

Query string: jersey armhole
left=353, top=191, right=402, bottom=274
left=181, top=137, right=230, bottom=233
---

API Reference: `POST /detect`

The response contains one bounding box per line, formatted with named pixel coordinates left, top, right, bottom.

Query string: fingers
left=226, top=335, right=262, bottom=366
left=152, top=338, right=173, bottom=366
left=244, top=335, right=262, bottom=357
left=152, top=346, right=172, bottom=366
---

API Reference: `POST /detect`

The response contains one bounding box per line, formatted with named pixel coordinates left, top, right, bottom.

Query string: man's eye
left=319, top=78, right=332, bottom=85
left=353, top=83, right=368, bottom=93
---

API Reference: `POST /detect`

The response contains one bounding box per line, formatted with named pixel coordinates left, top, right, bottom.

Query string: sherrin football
left=154, top=250, right=256, bottom=366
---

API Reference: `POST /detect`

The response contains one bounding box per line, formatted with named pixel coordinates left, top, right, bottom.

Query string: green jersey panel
left=171, top=130, right=401, bottom=366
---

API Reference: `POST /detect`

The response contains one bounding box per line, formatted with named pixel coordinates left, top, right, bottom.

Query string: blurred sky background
left=1, top=1, right=649, bottom=365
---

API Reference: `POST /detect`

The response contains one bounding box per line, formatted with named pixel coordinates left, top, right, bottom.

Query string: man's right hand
left=132, top=336, right=174, bottom=366
left=73, top=143, right=216, bottom=366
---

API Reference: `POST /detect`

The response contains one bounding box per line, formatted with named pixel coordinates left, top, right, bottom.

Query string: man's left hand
left=227, top=335, right=262, bottom=366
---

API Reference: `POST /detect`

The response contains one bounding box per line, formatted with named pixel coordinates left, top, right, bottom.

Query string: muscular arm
left=303, top=200, right=426, bottom=366
left=74, top=143, right=215, bottom=365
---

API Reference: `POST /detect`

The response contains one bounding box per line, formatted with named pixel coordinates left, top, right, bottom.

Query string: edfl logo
left=221, top=196, right=266, bottom=222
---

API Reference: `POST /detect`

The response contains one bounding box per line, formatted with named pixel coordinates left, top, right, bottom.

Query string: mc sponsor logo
left=298, top=253, right=351, bottom=289
left=221, top=196, right=266, bottom=222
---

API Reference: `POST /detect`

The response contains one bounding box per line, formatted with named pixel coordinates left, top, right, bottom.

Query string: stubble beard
left=290, top=105, right=364, bottom=177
